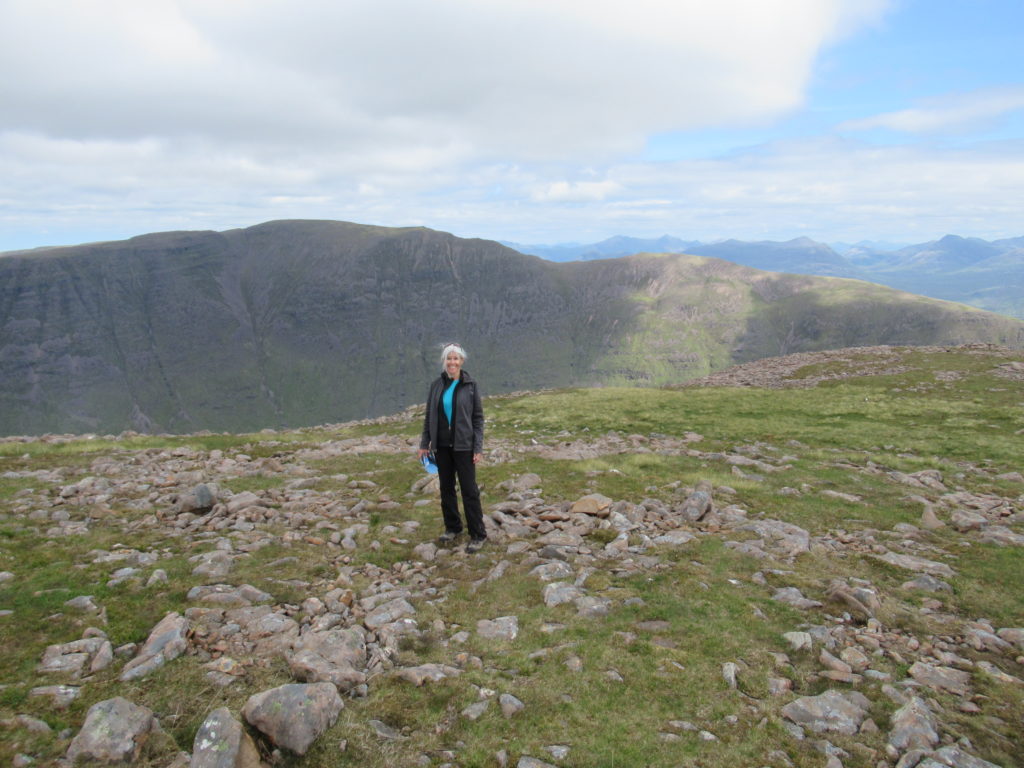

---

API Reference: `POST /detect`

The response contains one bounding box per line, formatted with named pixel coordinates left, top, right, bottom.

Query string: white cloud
left=1, top=0, right=886, bottom=155
left=840, top=87, right=1024, bottom=133
left=28, top=0, right=1024, bottom=251
left=530, top=180, right=622, bottom=202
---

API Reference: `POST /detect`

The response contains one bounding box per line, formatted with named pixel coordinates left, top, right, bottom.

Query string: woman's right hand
left=417, top=448, right=429, bottom=460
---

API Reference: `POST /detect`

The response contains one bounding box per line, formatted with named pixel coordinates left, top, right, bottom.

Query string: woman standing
left=418, top=343, right=486, bottom=552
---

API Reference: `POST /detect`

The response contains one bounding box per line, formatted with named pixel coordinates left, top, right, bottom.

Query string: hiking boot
left=438, top=531, right=461, bottom=544
left=466, top=537, right=487, bottom=553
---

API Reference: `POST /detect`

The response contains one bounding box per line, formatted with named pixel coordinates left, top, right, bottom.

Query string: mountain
left=686, top=237, right=863, bottom=278
left=2, top=219, right=1023, bottom=437
left=851, top=235, right=1024, bottom=319
left=510, top=233, right=1024, bottom=319
left=502, top=235, right=698, bottom=262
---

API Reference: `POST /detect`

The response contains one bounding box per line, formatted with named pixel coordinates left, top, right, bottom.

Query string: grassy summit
left=0, top=345, right=1022, bottom=766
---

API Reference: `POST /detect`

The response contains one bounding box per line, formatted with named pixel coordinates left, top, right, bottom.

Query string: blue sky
left=1, top=0, right=1022, bottom=252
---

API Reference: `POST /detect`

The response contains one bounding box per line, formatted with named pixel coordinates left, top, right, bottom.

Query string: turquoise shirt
left=442, top=378, right=459, bottom=425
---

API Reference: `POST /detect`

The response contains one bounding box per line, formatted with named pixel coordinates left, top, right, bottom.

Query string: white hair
left=440, top=343, right=467, bottom=369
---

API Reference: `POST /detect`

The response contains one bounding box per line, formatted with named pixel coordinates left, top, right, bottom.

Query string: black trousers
left=434, top=447, right=486, bottom=540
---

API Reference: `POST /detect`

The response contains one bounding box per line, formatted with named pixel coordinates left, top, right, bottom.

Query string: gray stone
left=38, top=637, right=108, bottom=680
left=517, top=758, right=557, bottom=768
left=652, top=529, right=697, bottom=546
left=772, top=587, right=822, bottom=610
left=739, top=519, right=810, bottom=558
left=190, top=707, right=262, bottom=768
left=364, top=597, right=416, bottom=630
left=781, top=690, right=871, bottom=735
left=242, top=682, right=343, bottom=756
left=901, top=574, right=952, bottom=592
left=367, top=719, right=406, bottom=740
left=888, top=696, right=939, bottom=751
left=288, top=627, right=367, bottom=691
left=783, top=631, right=813, bottom=651
left=919, top=745, right=1002, bottom=768
left=64, top=595, right=101, bottom=613
left=500, top=693, right=525, bottom=718
left=461, top=700, right=491, bottom=720
left=908, top=662, right=972, bottom=696
left=191, top=550, right=234, bottom=579
left=543, top=581, right=586, bottom=607
left=677, top=490, right=712, bottom=522
left=978, top=525, right=1024, bottom=546
left=949, top=509, right=988, bottom=532
left=29, top=684, right=80, bottom=709
left=530, top=561, right=574, bottom=582
left=996, top=627, right=1024, bottom=649
left=477, top=616, right=519, bottom=641
left=187, top=584, right=272, bottom=607
left=120, top=611, right=190, bottom=681
left=875, top=552, right=956, bottom=578
left=66, top=697, right=157, bottom=764
left=575, top=596, right=611, bottom=617
left=394, top=663, right=462, bottom=686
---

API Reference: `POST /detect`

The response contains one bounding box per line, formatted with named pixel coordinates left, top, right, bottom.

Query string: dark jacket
left=420, top=370, right=484, bottom=454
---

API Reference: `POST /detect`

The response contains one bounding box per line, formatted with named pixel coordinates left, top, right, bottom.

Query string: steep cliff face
left=2, top=220, right=1022, bottom=436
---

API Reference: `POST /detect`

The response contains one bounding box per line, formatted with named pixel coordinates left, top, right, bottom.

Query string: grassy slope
left=0, top=347, right=1022, bottom=766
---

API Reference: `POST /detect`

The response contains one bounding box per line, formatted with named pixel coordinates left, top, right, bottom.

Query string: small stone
left=500, top=693, right=525, bottom=718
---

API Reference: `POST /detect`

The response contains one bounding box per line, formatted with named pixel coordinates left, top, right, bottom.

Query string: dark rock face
left=2, top=219, right=1022, bottom=436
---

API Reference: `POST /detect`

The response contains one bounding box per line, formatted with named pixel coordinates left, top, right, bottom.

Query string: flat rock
left=652, top=529, right=696, bottom=546
left=918, top=745, right=1002, bottom=768
left=187, top=584, right=272, bottom=607
left=739, top=519, right=810, bottom=558
left=571, top=493, right=613, bottom=517
left=66, top=697, right=157, bottom=764
left=780, top=689, right=870, bottom=735
left=393, top=663, right=462, bottom=686
left=949, top=509, right=988, bottom=532
left=477, top=616, right=519, bottom=641
left=530, top=561, right=574, bottom=582
left=543, top=582, right=586, bottom=607
left=908, top=661, right=972, bottom=696
left=875, top=552, right=956, bottom=578
left=772, top=587, right=822, bottom=610
left=978, top=525, right=1024, bottom=546
left=901, top=574, right=952, bottom=592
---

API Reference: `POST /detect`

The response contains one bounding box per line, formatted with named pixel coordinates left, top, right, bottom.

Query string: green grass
left=1, top=346, right=1022, bottom=766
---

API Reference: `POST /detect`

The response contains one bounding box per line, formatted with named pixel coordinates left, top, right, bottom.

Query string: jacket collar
left=442, top=369, right=473, bottom=385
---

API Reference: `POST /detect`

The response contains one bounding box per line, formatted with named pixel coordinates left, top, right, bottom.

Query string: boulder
left=66, top=697, right=158, bottom=764
left=242, top=683, right=343, bottom=756
left=677, top=490, right=713, bottom=522
left=191, top=707, right=263, bottom=768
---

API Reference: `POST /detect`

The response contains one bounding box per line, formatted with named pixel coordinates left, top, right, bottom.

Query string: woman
left=418, top=343, right=486, bottom=551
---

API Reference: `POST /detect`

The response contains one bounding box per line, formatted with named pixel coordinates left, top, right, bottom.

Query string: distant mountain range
left=506, top=234, right=1024, bottom=319
left=3, top=220, right=1023, bottom=436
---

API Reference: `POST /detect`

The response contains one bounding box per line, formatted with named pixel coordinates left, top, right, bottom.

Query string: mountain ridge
left=2, top=219, right=1022, bottom=437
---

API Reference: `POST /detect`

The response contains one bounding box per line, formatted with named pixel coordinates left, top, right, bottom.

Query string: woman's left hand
left=473, top=453, right=483, bottom=465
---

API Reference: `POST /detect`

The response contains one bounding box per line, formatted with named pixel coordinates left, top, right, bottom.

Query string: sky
left=1, top=0, right=1023, bottom=252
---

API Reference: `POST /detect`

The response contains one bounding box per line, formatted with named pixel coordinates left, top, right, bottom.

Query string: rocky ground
left=1, top=348, right=1022, bottom=767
